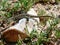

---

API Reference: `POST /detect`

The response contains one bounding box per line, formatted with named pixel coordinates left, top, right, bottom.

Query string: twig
left=14, top=14, right=55, bottom=19
left=0, top=14, right=55, bottom=32
left=0, top=25, right=11, bottom=32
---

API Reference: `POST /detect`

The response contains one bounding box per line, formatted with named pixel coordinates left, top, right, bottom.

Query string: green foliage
left=0, top=0, right=11, bottom=18
left=16, top=40, right=22, bottom=45
left=24, top=25, right=30, bottom=35
left=30, top=30, right=50, bottom=45
left=38, top=9, right=46, bottom=16
left=55, top=30, right=60, bottom=38
left=30, top=29, right=38, bottom=38
left=5, top=12, right=11, bottom=18
left=10, top=2, right=21, bottom=13
left=18, top=0, right=39, bottom=12
left=0, top=0, right=10, bottom=10
left=48, top=18, right=59, bottom=26
left=55, top=0, right=60, bottom=3
left=37, top=31, right=49, bottom=45
left=0, top=0, right=21, bottom=18
left=16, top=35, right=22, bottom=45
left=0, top=0, right=39, bottom=18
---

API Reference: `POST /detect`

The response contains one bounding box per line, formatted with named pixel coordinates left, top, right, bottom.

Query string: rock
left=2, top=29, right=29, bottom=42
left=1, top=8, right=39, bottom=42
left=27, top=8, right=39, bottom=23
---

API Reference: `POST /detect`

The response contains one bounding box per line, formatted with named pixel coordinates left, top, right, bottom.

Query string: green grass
left=55, top=30, right=60, bottom=38
left=38, top=9, right=46, bottom=16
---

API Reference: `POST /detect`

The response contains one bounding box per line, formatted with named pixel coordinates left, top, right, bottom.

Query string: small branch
left=0, top=26, right=11, bottom=32
left=0, top=13, right=55, bottom=32
left=14, top=14, right=55, bottom=19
